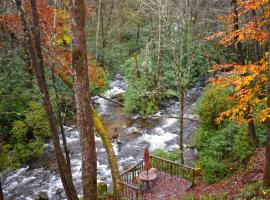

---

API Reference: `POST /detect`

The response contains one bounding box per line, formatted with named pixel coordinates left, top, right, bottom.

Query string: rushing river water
left=2, top=74, right=204, bottom=200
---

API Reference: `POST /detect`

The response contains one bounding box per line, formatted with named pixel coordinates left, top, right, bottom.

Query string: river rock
left=111, top=92, right=124, bottom=102
left=55, top=188, right=65, bottom=199
left=115, top=73, right=123, bottom=80
left=35, top=192, right=49, bottom=200
left=97, top=182, right=108, bottom=195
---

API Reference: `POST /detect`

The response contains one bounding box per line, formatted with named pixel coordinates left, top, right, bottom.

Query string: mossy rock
left=97, top=182, right=108, bottom=196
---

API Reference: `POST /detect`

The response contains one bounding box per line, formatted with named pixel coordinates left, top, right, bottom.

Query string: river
left=2, top=74, right=204, bottom=200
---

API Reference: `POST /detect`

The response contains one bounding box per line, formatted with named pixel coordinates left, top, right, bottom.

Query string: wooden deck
left=120, top=156, right=197, bottom=200
left=137, top=171, right=192, bottom=200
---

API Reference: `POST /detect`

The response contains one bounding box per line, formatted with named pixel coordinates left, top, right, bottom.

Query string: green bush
left=153, top=148, right=180, bottom=162
left=197, top=157, right=229, bottom=184
left=236, top=181, right=270, bottom=200
left=193, top=85, right=258, bottom=183
left=232, top=127, right=253, bottom=162
left=10, top=102, right=50, bottom=167
left=193, top=85, right=232, bottom=130
left=0, top=144, right=12, bottom=170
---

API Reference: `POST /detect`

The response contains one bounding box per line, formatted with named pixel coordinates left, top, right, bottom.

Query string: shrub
left=236, top=181, right=270, bottom=200
left=232, top=126, right=253, bottom=162
left=193, top=85, right=232, bottom=130
left=153, top=148, right=180, bottom=162
left=10, top=102, right=50, bottom=166
left=197, top=157, right=229, bottom=184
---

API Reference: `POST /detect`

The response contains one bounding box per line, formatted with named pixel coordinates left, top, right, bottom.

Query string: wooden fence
left=118, top=155, right=197, bottom=200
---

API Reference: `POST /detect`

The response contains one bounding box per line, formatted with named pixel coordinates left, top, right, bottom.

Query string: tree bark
left=0, top=179, right=4, bottom=200
left=92, top=110, right=122, bottom=199
left=247, top=115, right=258, bottom=148
left=16, top=0, right=78, bottom=199
left=51, top=67, right=72, bottom=174
left=263, top=20, right=270, bottom=187
left=69, top=0, right=97, bottom=199
left=231, top=0, right=245, bottom=64
left=103, top=0, right=114, bottom=48
left=94, top=0, right=102, bottom=62
left=178, top=83, right=185, bottom=164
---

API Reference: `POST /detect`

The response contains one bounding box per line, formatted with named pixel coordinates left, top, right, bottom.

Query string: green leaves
left=9, top=102, right=50, bottom=167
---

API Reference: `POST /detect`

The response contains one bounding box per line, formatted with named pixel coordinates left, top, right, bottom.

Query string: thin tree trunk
left=247, top=120, right=258, bottom=148
left=16, top=0, right=78, bottom=199
left=231, top=0, right=245, bottom=64
left=116, top=0, right=123, bottom=41
left=251, top=10, right=261, bottom=61
left=178, top=83, right=185, bottom=164
left=0, top=179, right=4, bottom=200
left=263, top=19, right=270, bottom=187
left=92, top=110, right=122, bottom=200
left=51, top=67, right=72, bottom=174
left=52, top=0, right=71, bottom=174
left=172, top=35, right=185, bottom=164
left=134, top=54, right=140, bottom=79
left=94, top=0, right=102, bottom=62
left=152, top=1, right=162, bottom=111
left=232, top=0, right=258, bottom=145
left=103, top=0, right=114, bottom=48
left=69, top=1, right=97, bottom=199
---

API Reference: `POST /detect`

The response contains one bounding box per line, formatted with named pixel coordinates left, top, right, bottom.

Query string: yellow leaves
left=57, top=9, right=69, bottom=20
left=207, top=0, right=270, bottom=127
left=258, top=107, right=270, bottom=123
left=57, top=33, right=71, bottom=45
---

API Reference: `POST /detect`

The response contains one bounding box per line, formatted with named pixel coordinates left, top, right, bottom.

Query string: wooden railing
left=120, top=160, right=144, bottom=200
left=119, top=156, right=197, bottom=200
left=149, top=155, right=196, bottom=185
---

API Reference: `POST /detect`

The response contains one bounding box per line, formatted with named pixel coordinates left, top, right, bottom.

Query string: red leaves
left=1, top=0, right=105, bottom=89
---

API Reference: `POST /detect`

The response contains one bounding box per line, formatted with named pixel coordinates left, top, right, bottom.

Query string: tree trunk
left=116, top=0, right=123, bottom=41
left=231, top=0, right=245, bottom=64
left=92, top=110, right=122, bottom=200
left=16, top=0, right=79, bottom=199
left=134, top=54, right=140, bottom=79
left=232, top=0, right=258, bottom=146
left=263, top=24, right=270, bottom=187
left=51, top=68, right=72, bottom=174
left=247, top=118, right=258, bottom=148
left=152, top=1, right=162, bottom=111
left=0, top=179, right=4, bottom=200
left=178, top=83, right=185, bottom=164
left=103, top=0, right=115, bottom=48
left=70, top=1, right=97, bottom=199
left=251, top=10, right=261, bottom=61
left=94, top=0, right=102, bottom=62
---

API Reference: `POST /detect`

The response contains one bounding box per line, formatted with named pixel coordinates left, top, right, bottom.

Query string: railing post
left=136, top=189, right=139, bottom=200
left=170, top=163, right=172, bottom=176
left=192, top=169, right=195, bottom=186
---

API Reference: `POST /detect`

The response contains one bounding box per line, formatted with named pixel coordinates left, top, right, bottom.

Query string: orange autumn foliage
left=208, top=0, right=270, bottom=124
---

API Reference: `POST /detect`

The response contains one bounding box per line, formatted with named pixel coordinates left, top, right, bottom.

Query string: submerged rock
left=54, top=188, right=65, bottom=200
left=35, top=192, right=49, bottom=200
